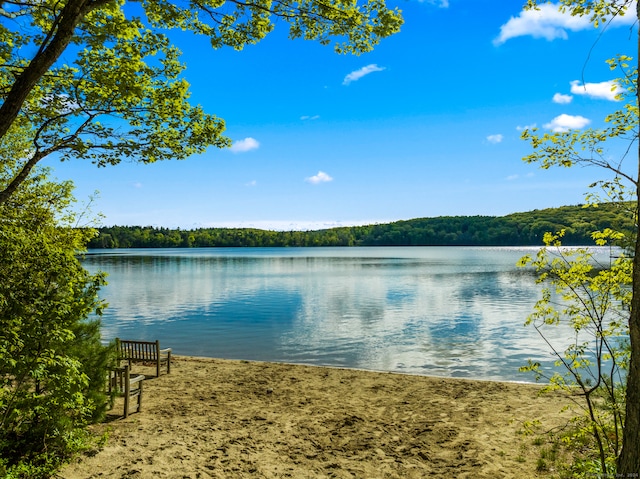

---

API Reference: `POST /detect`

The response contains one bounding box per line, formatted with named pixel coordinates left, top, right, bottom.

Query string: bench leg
left=123, top=368, right=131, bottom=418
left=156, top=340, right=161, bottom=377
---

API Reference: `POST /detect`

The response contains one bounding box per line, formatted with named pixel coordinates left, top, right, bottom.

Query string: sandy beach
left=60, top=356, right=571, bottom=479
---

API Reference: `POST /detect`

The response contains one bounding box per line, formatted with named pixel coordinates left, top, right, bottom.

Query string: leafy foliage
left=526, top=0, right=636, bottom=28
left=0, top=0, right=403, bottom=203
left=519, top=230, right=631, bottom=477
left=0, top=160, right=112, bottom=478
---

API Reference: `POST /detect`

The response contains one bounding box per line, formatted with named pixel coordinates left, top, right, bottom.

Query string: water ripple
left=85, top=246, right=614, bottom=382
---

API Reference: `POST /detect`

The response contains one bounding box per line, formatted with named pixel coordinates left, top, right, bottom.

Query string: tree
left=0, top=0, right=403, bottom=204
left=523, top=1, right=639, bottom=474
left=0, top=135, right=111, bottom=477
left=519, top=230, right=631, bottom=476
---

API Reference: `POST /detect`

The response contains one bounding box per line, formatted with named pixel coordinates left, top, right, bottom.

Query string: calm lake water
left=83, top=246, right=614, bottom=382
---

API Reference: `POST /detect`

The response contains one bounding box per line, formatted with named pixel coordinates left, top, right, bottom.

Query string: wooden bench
left=108, top=365, right=144, bottom=418
left=116, top=338, right=172, bottom=377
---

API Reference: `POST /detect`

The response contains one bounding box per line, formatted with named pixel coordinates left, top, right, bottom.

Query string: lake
left=83, top=246, right=612, bottom=382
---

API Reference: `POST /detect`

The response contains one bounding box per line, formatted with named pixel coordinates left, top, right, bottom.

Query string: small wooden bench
left=108, top=365, right=144, bottom=418
left=116, top=338, right=172, bottom=377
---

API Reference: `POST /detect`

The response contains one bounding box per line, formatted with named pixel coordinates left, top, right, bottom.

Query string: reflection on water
left=83, top=246, right=614, bottom=381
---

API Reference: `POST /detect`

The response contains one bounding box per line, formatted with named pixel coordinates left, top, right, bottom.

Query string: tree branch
left=0, top=0, right=94, bottom=160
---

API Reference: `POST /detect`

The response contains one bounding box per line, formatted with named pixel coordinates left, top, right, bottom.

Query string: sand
left=60, top=356, right=571, bottom=479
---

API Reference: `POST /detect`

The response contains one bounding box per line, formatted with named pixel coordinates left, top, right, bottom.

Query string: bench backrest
left=116, top=338, right=171, bottom=376
left=118, top=339, right=160, bottom=361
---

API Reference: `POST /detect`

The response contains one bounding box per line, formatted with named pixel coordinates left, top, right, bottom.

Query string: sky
left=45, top=0, right=639, bottom=230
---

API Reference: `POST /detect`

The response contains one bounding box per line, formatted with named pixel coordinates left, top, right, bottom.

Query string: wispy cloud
left=517, top=123, right=537, bottom=131
left=494, top=2, right=636, bottom=45
left=305, top=171, right=334, bottom=184
left=544, top=113, right=590, bottom=132
left=202, top=219, right=385, bottom=232
left=343, top=64, right=385, bottom=85
left=507, top=172, right=535, bottom=181
left=486, top=134, right=504, bottom=144
left=245, top=180, right=257, bottom=187
left=230, top=137, right=260, bottom=153
left=553, top=93, right=573, bottom=104
left=301, top=115, right=320, bottom=121
left=570, top=80, right=621, bottom=101
left=419, top=0, right=449, bottom=6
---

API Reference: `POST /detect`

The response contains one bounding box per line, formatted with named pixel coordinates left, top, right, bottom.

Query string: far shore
left=62, top=356, right=572, bottom=479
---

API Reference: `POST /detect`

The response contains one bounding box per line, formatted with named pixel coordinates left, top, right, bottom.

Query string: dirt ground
left=60, top=356, right=571, bottom=479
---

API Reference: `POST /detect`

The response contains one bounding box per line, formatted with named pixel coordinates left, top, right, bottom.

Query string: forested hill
left=88, top=203, right=636, bottom=249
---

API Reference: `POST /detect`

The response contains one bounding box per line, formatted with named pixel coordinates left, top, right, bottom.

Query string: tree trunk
left=617, top=3, right=640, bottom=474
left=0, top=0, right=87, bottom=137
left=0, top=0, right=96, bottom=204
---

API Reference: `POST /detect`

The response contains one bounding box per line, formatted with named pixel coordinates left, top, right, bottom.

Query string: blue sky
left=47, top=0, right=638, bottom=230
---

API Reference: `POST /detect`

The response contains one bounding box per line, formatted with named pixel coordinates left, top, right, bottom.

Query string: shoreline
left=179, top=355, right=544, bottom=385
left=62, top=356, right=571, bottom=478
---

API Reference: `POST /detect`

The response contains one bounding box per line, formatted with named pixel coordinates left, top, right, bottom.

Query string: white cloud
left=553, top=93, right=573, bottom=104
left=305, top=171, right=334, bottom=184
left=343, top=64, right=385, bottom=85
left=230, top=137, right=260, bottom=153
left=543, top=113, right=591, bottom=132
left=486, top=134, right=504, bottom=144
left=419, top=0, right=449, bottom=6
left=301, top=115, right=320, bottom=121
left=570, top=80, right=621, bottom=101
left=133, top=182, right=143, bottom=189
left=245, top=180, right=257, bottom=187
left=494, top=2, right=636, bottom=45
left=516, top=123, right=537, bottom=131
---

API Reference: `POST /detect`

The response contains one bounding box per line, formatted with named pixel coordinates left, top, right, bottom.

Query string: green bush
left=0, top=166, right=113, bottom=478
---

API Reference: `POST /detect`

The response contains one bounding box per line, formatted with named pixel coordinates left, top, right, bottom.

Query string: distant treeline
left=88, top=203, right=636, bottom=249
